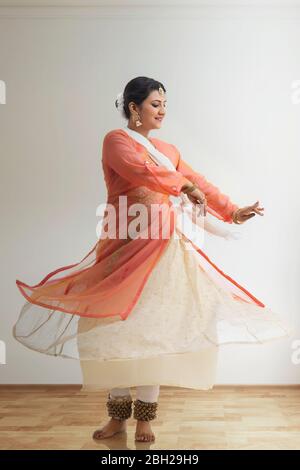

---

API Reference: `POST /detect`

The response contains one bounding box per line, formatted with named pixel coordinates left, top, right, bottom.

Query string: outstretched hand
left=233, top=201, right=264, bottom=224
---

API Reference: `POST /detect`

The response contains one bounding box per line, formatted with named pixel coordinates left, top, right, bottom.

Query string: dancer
left=14, top=76, right=293, bottom=442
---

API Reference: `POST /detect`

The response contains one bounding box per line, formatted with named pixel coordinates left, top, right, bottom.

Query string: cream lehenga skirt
left=14, top=226, right=293, bottom=391
left=78, top=228, right=220, bottom=391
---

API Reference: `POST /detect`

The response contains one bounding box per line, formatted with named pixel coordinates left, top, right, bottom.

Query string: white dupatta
left=122, top=126, right=241, bottom=248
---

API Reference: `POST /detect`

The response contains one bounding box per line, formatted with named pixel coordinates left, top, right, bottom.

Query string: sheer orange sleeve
left=173, top=144, right=239, bottom=223
left=103, top=131, right=191, bottom=197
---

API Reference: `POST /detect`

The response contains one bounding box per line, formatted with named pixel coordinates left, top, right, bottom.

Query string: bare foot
left=135, top=420, right=155, bottom=442
left=93, top=417, right=127, bottom=440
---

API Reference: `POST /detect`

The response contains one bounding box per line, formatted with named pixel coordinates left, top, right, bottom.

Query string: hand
left=185, top=186, right=208, bottom=216
left=233, top=200, right=264, bottom=224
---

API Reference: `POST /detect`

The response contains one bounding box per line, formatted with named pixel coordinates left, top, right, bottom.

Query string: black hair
left=115, top=76, right=166, bottom=120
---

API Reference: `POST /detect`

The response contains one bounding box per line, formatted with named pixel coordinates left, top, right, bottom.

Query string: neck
left=126, top=123, right=150, bottom=140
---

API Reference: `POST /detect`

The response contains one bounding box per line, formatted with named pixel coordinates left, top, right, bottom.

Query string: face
left=129, top=89, right=167, bottom=130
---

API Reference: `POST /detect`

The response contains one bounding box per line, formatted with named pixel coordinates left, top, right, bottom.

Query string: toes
left=93, top=422, right=127, bottom=440
left=135, top=433, right=155, bottom=442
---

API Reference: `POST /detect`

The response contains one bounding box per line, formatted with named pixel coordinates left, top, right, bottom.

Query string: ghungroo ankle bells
left=133, top=399, right=158, bottom=421
left=106, top=393, right=133, bottom=420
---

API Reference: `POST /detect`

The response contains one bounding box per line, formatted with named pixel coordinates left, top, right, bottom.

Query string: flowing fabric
left=13, top=127, right=294, bottom=360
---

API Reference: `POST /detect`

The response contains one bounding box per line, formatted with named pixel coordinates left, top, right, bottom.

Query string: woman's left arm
left=173, top=144, right=240, bottom=223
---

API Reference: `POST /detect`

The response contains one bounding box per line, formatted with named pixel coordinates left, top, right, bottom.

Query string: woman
left=14, top=76, right=293, bottom=443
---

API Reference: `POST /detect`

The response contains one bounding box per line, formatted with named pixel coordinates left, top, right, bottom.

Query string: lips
left=155, top=117, right=163, bottom=121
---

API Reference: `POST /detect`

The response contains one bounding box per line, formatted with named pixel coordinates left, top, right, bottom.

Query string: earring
left=135, top=113, right=142, bottom=127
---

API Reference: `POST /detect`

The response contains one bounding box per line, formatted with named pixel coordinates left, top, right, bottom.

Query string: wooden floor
left=0, top=385, right=300, bottom=450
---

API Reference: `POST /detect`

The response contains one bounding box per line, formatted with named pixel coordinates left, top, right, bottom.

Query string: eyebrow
left=152, top=99, right=167, bottom=103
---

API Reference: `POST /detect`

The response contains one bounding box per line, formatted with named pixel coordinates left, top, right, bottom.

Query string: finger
left=245, top=206, right=263, bottom=216
left=200, top=200, right=207, bottom=216
left=203, top=199, right=207, bottom=216
left=248, top=201, right=260, bottom=209
left=245, top=213, right=255, bottom=220
left=241, top=203, right=256, bottom=213
left=248, top=201, right=259, bottom=208
left=198, top=201, right=206, bottom=216
left=253, top=206, right=264, bottom=213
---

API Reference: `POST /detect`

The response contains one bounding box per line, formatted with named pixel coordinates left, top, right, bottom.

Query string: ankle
left=133, top=399, right=158, bottom=421
left=106, top=393, right=133, bottom=421
left=111, top=417, right=126, bottom=422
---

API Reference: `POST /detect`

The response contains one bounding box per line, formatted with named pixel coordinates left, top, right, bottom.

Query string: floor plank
left=0, top=385, right=299, bottom=450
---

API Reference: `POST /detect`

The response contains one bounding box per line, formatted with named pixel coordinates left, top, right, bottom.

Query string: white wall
left=1, top=1, right=299, bottom=385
